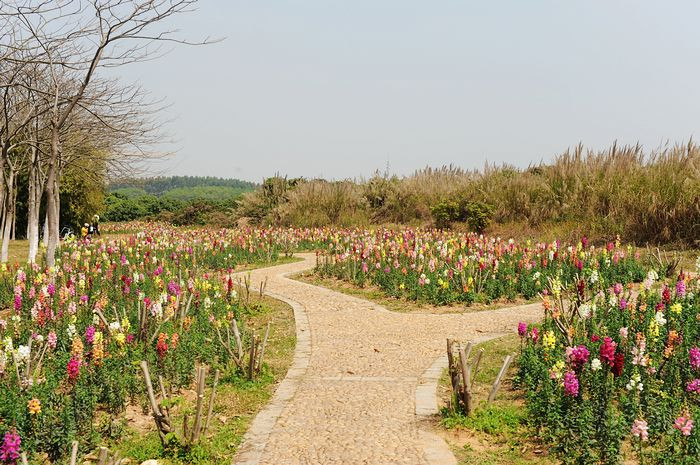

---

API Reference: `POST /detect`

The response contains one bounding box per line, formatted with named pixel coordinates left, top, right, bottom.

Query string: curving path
left=233, top=253, right=542, bottom=465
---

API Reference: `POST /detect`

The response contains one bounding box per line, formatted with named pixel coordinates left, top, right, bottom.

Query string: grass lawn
left=436, top=335, right=557, bottom=465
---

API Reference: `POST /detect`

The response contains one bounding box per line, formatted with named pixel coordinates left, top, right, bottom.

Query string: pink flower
left=613, top=283, right=623, bottom=295
left=530, top=327, right=539, bottom=343
left=517, top=322, right=527, bottom=337
left=631, top=419, right=649, bottom=441
left=619, top=327, right=629, bottom=340
left=47, top=331, right=57, bottom=350
left=599, top=337, right=617, bottom=367
left=563, top=371, right=579, bottom=396
left=673, top=415, right=694, bottom=436
left=0, top=429, right=20, bottom=464
left=690, top=347, right=700, bottom=370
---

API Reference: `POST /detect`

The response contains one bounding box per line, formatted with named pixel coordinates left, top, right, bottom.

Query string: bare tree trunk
left=1, top=170, right=15, bottom=262
left=45, top=126, right=60, bottom=266
left=27, top=146, right=42, bottom=262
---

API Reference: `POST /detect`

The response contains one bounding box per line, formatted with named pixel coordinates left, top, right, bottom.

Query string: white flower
left=109, top=321, right=121, bottom=333
left=578, top=304, right=591, bottom=319
left=533, top=271, right=541, bottom=281
left=231, top=290, right=238, bottom=300
left=35, top=334, right=43, bottom=343
left=608, top=295, right=617, bottom=307
left=203, top=297, right=212, bottom=309
left=17, top=344, right=30, bottom=363
left=591, top=358, right=602, bottom=371
left=626, top=373, right=643, bottom=392
left=66, top=324, right=76, bottom=338
left=589, top=270, right=599, bottom=284
left=655, top=311, right=667, bottom=326
left=92, top=314, right=100, bottom=325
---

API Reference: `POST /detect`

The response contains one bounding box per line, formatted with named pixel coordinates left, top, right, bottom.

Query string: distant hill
left=109, top=176, right=258, bottom=202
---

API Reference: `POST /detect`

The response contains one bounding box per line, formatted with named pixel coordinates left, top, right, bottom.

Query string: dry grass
left=239, top=141, right=700, bottom=245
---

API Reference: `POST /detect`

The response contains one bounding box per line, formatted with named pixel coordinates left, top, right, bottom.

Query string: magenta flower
left=569, top=345, right=590, bottom=370
left=690, top=347, right=700, bottom=370
left=563, top=371, right=579, bottom=396
left=517, top=322, right=527, bottom=337
left=687, top=379, right=700, bottom=393
left=85, top=325, right=96, bottom=345
left=67, top=357, right=80, bottom=381
left=47, top=282, right=55, bottom=296
left=676, top=280, right=686, bottom=298
left=13, top=294, right=21, bottom=312
left=530, top=327, right=539, bottom=343
left=0, top=429, right=21, bottom=464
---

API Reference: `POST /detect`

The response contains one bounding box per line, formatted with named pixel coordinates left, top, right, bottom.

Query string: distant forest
left=103, top=176, right=258, bottom=224
left=110, top=176, right=257, bottom=196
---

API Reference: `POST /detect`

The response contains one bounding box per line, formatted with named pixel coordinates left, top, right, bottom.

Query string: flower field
left=314, top=229, right=647, bottom=306
left=518, top=258, right=700, bottom=464
left=0, top=224, right=304, bottom=462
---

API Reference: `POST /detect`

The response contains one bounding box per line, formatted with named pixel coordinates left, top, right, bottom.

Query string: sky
left=117, top=0, right=700, bottom=182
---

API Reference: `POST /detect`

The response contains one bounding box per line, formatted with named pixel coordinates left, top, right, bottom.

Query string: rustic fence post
left=488, top=353, right=514, bottom=403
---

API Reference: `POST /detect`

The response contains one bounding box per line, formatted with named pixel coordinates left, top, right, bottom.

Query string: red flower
left=612, top=352, right=625, bottom=377
left=600, top=337, right=617, bottom=367
left=156, top=333, right=168, bottom=359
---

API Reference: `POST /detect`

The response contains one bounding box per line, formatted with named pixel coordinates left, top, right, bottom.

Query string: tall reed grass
left=237, top=142, right=700, bottom=245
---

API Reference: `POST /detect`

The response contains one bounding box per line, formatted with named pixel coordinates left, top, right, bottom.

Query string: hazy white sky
left=118, top=0, right=700, bottom=182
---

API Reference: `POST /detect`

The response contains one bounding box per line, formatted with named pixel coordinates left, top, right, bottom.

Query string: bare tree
left=2, top=0, right=213, bottom=265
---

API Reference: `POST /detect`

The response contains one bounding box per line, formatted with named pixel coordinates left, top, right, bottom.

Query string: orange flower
left=27, top=398, right=41, bottom=415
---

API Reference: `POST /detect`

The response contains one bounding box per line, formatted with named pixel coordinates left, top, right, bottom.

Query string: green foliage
left=430, top=199, right=493, bottom=232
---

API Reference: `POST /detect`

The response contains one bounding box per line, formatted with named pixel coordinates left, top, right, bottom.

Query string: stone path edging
left=233, top=285, right=311, bottom=465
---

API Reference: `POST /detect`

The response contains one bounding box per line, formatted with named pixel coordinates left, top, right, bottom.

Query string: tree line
left=0, top=0, right=209, bottom=265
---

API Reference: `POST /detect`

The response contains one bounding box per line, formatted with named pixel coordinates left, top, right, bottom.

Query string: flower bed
left=0, top=225, right=297, bottom=462
left=518, top=258, right=700, bottom=464
left=315, top=230, right=646, bottom=305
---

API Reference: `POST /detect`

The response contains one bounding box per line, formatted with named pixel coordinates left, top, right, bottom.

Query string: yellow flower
left=27, top=398, right=41, bottom=415
left=648, top=320, right=660, bottom=341
left=543, top=330, right=556, bottom=350
left=670, top=303, right=682, bottom=315
left=114, top=332, right=126, bottom=346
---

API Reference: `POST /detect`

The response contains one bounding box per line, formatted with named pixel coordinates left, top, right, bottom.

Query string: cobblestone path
left=233, top=254, right=542, bottom=465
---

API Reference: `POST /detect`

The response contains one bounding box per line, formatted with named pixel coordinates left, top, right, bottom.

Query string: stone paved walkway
left=233, top=254, right=543, bottom=465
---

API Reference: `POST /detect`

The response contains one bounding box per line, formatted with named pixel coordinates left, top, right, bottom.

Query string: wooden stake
left=203, top=369, right=220, bottom=436
left=470, top=348, right=484, bottom=389
left=256, top=322, right=271, bottom=374
left=488, top=354, right=514, bottom=403
left=69, top=440, right=79, bottom=465
left=458, top=346, right=473, bottom=415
